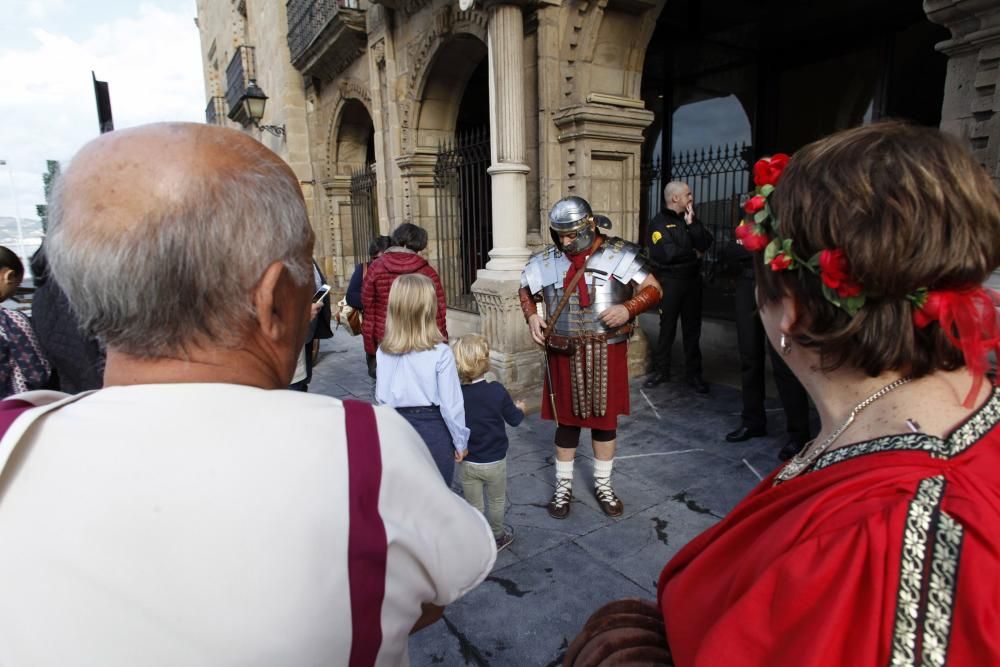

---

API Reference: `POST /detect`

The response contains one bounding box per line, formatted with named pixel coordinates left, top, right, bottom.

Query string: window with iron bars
left=433, top=127, right=492, bottom=314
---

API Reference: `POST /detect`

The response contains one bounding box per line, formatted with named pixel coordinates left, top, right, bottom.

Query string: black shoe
left=642, top=372, right=670, bottom=388
left=687, top=376, right=709, bottom=393
left=725, top=425, right=767, bottom=442
left=778, top=440, right=806, bottom=461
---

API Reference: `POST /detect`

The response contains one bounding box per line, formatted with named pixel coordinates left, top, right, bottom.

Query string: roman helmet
left=549, top=196, right=597, bottom=254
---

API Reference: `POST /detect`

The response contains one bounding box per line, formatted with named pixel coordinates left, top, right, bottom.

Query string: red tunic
left=658, top=387, right=1000, bottom=666
left=540, top=341, right=630, bottom=430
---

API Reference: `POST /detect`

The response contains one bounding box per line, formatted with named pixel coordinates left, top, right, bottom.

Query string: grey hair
left=663, top=181, right=688, bottom=202
left=46, top=146, right=312, bottom=358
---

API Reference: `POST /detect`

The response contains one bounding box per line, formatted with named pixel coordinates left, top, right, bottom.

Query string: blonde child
left=376, top=274, right=468, bottom=485
left=452, top=334, right=525, bottom=552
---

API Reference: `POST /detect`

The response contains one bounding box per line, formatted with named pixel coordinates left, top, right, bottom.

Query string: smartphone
left=313, top=283, right=331, bottom=303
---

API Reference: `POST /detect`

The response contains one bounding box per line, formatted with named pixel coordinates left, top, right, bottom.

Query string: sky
left=0, top=0, right=205, bottom=221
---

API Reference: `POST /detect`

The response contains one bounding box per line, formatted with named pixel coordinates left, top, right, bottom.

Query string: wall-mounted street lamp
left=240, top=79, right=286, bottom=138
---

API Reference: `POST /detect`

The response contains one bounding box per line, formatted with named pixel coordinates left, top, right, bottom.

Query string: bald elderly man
left=0, top=123, right=495, bottom=665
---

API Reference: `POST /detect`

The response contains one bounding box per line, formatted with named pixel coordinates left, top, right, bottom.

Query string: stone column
left=485, top=2, right=532, bottom=270
left=925, top=0, right=1000, bottom=291
left=472, top=0, right=540, bottom=396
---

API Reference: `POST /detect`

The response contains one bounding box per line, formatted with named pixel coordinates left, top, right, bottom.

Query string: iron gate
left=641, top=143, right=752, bottom=277
left=433, top=127, right=492, bottom=313
left=349, top=164, right=378, bottom=265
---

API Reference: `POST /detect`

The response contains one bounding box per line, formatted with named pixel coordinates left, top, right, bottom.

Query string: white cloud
left=0, top=3, right=205, bottom=222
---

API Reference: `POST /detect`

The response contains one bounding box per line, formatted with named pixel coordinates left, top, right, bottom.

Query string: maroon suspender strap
left=344, top=399, right=388, bottom=667
left=0, top=399, right=33, bottom=438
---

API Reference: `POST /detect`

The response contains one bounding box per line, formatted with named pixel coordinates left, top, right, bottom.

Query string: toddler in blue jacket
left=452, top=334, right=525, bottom=552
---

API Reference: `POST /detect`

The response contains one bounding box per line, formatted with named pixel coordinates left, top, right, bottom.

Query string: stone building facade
left=195, top=0, right=1000, bottom=394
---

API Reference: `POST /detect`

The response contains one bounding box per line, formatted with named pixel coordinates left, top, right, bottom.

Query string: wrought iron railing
left=349, top=164, right=378, bottom=266
left=287, top=0, right=361, bottom=64
left=205, top=96, right=226, bottom=125
left=225, top=45, right=256, bottom=123
left=641, top=143, right=751, bottom=277
left=433, top=127, right=492, bottom=314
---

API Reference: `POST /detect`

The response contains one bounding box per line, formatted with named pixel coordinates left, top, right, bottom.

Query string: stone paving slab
left=308, top=329, right=814, bottom=666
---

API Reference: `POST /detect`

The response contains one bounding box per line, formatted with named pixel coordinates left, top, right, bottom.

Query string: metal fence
left=433, top=127, right=493, bottom=314
left=286, top=0, right=361, bottom=63
left=349, top=164, right=378, bottom=265
left=641, top=143, right=751, bottom=278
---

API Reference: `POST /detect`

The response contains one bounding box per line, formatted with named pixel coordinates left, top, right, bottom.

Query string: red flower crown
left=734, top=154, right=1000, bottom=407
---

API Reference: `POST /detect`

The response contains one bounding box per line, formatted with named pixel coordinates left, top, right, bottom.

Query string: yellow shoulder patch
left=651, top=231, right=662, bottom=244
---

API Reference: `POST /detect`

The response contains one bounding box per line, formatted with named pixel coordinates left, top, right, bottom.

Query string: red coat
left=658, top=388, right=1000, bottom=666
left=361, top=249, right=448, bottom=354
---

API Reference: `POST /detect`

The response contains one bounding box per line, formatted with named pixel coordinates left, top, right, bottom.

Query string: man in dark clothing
left=643, top=181, right=713, bottom=393
left=723, top=241, right=812, bottom=460
left=29, top=244, right=104, bottom=393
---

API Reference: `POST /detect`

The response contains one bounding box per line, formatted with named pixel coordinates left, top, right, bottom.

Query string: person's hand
left=309, top=302, right=323, bottom=321
left=528, top=313, right=547, bottom=345
left=599, top=304, right=630, bottom=329
left=454, top=448, right=467, bottom=462
left=684, top=203, right=694, bottom=225
left=515, top=399, right=527, bottom=412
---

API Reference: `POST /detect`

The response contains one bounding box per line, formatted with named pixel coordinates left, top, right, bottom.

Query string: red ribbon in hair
left=913, top=287, right=1000, bottom=407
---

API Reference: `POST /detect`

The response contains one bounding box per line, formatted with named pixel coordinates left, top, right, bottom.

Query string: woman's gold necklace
left=774, top=375, right=914, bottom=484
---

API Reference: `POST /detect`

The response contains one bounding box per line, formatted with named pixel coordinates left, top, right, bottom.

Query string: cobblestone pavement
left=309, top=324, right=806, bottom=666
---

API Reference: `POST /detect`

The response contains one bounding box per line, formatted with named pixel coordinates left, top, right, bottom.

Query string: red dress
left=658, top=388, right=1000, bottom=666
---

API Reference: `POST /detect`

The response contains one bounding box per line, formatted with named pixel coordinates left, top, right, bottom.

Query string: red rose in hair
left=769, top=253, right=793, bottom=271
left=819, top=248, right=863, bottom=297
left=753, top=153, right=790, bottom=187
left=734, top=221, right=770, bottom=252
left=743, top=195, right=766, bottom=214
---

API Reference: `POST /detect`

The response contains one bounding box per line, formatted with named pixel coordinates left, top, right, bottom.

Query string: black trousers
left=653, top=274, right=703, bottom=378
left=734, top=275, right=811, bottom=443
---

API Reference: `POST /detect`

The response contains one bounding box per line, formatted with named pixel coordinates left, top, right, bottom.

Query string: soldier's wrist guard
left=623, top=285, right=661, bottom=318
left=518, top=286, right=539, bottom=323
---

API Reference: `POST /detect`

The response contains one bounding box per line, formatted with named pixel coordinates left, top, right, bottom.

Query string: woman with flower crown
left=564, top=122, right=1000, bottom=666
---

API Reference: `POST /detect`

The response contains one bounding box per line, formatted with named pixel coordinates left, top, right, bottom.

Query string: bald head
left=663, top=181, right=692, bottom=214
left=58, top=123, right=298, bottom=237
left=47, top=122, right=314, bottom=358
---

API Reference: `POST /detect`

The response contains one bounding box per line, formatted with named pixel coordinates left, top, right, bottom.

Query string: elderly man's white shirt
left=0, top=384, right=496, bottom=666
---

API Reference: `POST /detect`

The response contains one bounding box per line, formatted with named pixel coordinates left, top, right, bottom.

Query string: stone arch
left=412, top=33, right=488, bottom=150
left=400, top=5, right=488, bottom=152
left=323, top=79, right=374, bottom=181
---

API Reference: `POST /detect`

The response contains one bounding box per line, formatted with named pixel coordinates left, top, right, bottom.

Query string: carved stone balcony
left=287, top=0, right=367, bottom=82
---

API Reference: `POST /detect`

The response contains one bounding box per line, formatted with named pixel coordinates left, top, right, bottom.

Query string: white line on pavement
left=639, top=389, right=661, bottom=420
left=617, top=448, right=703, bottom=460
left=742, top=458, right=764, bottom=481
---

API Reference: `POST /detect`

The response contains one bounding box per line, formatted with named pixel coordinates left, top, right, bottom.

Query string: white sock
left=555, top=459, right=574, bottom=487
left=593, top=458, right=614, bottom=483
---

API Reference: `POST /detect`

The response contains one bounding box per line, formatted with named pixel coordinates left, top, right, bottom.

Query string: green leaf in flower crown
left=906, top=287, right=929, bottom=309
left=842, top=295, right=866, bottom=316
left=754, top=209, right=768, bottom=224
left=759, top=184, right=775, bottom=197
left=763, top=238, right=782, bottom=264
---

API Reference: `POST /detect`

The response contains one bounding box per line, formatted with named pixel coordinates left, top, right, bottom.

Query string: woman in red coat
left=361, top=223, right=448, bottom=377
left=567, top=122, right=1000, bottom=666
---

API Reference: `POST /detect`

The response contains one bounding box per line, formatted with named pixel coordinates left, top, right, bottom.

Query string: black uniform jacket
left=645, top=208, right=714, bottom=279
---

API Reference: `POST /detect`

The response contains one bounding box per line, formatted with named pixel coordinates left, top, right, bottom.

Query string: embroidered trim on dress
left=890, top=476, right=944, bottom=667
left=921, top=512, right=964, bottom=667
left=811, top=388, right=1000, bottom=473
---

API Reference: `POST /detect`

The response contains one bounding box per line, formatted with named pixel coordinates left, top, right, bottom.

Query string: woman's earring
left=780, top=334, right=792, bottom=356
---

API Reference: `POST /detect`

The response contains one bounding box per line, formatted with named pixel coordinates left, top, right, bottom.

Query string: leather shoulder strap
left=544, top=236, right=604, bottom=335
